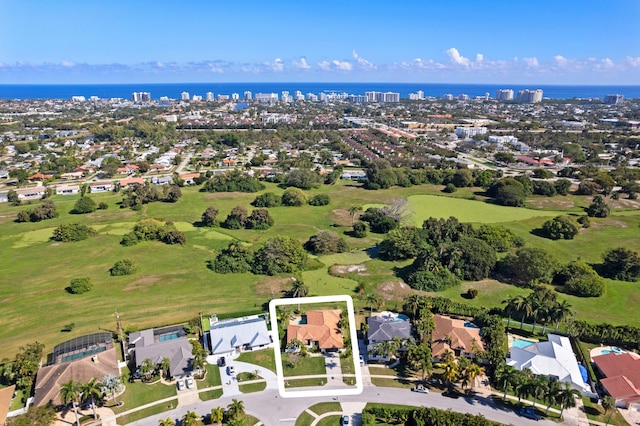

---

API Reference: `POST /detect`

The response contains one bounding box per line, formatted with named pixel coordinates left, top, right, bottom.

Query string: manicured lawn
left=237, top=348, right=276, bottom=372
left=199, top=388, right=223, bottom=401
left=238, top=381, right=266, bottom=393
left=245, top=414, right=261, bottom=426
left=110, top=379, right=176, bottom=414
left=316, top=415, right=342, bottom=426
left=295, top=410, right=316, bottom=426
left=370, top=377, right=414, bottom=389
left=203, top=363, right=222, bottom=388
left=306, top=402, right=342, bottom=415
left=582, top=397, right=628, bottom=426
left=285, top=377, right=326, bottom=387
left=116, top=403, right=177, bottom=425
left=282, top=355, right=327, bottom=377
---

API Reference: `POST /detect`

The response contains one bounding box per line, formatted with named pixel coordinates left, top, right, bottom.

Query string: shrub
left=163, top=229, right=187, bottom=245
left=601, top=247, right=640, bottom=281
left=577, top=215, right=590, bottom=228
left=110, top=259, right=138, bottom=276
left=305, top=230, right=348, bottom=255
left=352, top=221, right=367, bottom=238
left=200, top=206, right=219, bottom=227
left=466, top=288, right=479, bottom=299
left=245, top=208, right=274, bottom=230
left=68, top=277, right=92, bottom=294
left=406, top=268, right=460, bottom=292
left=475, top=224, right=524, bottom=252
left=251, top=192, right=281, bottom=208
left=222, top=206, right=248, bottom=229
left=443, top=183, right=457, bottom=193
left=16, top=200, right=58, bottom=222
left=281, top=187, right=307, bottom=206
left=98, top=202, right=109, bottom=210
left=555, top=261, right=605, bottom=297
left=51, top=223, right=98, bottom=242
left=308, top=194, right=330, bottom=206
left=587, top=195, right=610, bottom=218
left=360, top=207, right=398, bottom=234
left=210, top=243, right=254, bottom=274
left=72, top=196, right=97, bottom=214
left=542, top=215, right=579, bottom=240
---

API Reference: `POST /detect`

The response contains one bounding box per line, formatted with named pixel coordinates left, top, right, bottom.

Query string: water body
left=1, top=82, right=639, bottom=100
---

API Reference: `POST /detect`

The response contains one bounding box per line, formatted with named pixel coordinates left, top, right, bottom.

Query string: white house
left=55, top=184, right=80, bottom=195
left=205, top=315, right=271, bottom=358
left=89, top=182, right=114, bottom=193
left=507, top=334, right=593, bottom=395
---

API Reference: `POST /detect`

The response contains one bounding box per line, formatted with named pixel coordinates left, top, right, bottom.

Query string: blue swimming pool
left=511, top=338, right=536, bottom=349
left=158, top=332, right=181, bottom=342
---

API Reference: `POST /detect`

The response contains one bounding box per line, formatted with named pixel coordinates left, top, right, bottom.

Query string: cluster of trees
left=493, top=363, right=582, bottom=418
left=51, top=223, right=98, bottom=242
left=58, top=378, right=105, bottom=425
left=16, top=199, right=58, bottom=223
left=567, top=320, right=640, bottom=350
left=210, top=237, right=308, bottom=276
left=201, top=170, right=265, bottom=193
left=555, top=261, right=605, bottom=297
left=159, top=399, right=246, bottom=426
left=121, top=218, right=187, bottom=246
left=251, top=191, right=330, bottom=207
left=120, top=182, right=182, bottom=209
left=362, top=400, right=503, bottom=426
left=503, top=287, right=574, bottom=332
left=304, top=230, right=348, bottom=255
left=0, top=342, right=44, bottom=390
left=218, top=206, right=274, bottom=230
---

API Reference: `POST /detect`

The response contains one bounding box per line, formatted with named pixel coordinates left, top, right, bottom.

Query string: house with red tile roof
left=119, top=177, right=145, bottom=189
left=593, top=351, right=640, bottom=409
left=287, top=310, right=343, bottom=352
left=431, top=314, right=484, bottom=361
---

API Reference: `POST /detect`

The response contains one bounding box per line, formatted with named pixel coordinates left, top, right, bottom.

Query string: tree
left=284, top=168, right=323, bottom=189
left=11, top=341, right=44, bottom=390
left=305, top=230, right=348, bottom=255
left=281, top=187, right=307, bottom=206
left=68, top=277, right=92, bottom=294
left=601, top=247, right=640, bottom=281
left=200, top=206, right=219, bottom=227
left=245, top=208, right=274, bottom=230
left=109, top=259, right=137, bottom=276
left=542, top=216, right=579, bottom=240
left=407, top=343, right=432, bottom=380
left=587, top=195, right=611, bottom=217
left=348, top=205, right=363, bottom=226
left=222, top=206, right=248, bottom=229
left=72, top=196, right=97, bottom=214
left=352, top=221, right=367, bottom=238
left=494, top=363, right=518, bottom=399
left=252, top=237, right=308, bottom=275
left=181, top=410, right=200, bottom=426
left=440, top=237, right=497, bottom=281
left=210, top=407, right=224, bottom=425
left=378, top=227, right=429, bottom=261
left=360, top=207, right=398, bottom=234
left=226, top=398, right=246, bottom=421
left=364, top=292, right=383, bottom=312
left=527, top=375, right=548, bottom=408
left=436, top=359, right=459, bottom=389
left=602, top=395, right=616, bottom=425
left=290, top=280, right=309, bottom=298
left=210, top=242, right=254, bottom=274
left=308, top=194, right=330, bottom=206
left=499, top=247, right=558, bottom=286
left=60, top=380, right=82, bottom=426
left=158, top=417, right=175, bottom=426
left=544, top=379, right=562, bottom=415
left=251, top=192, right=281, bottom=208
left=555, top=261, right=605, bottom=297
left=6, top=404, right=55, bottom=426
left=160, top=357, right=171, bottom=379
left=554, top=179, right=572, bottom=195
left=475, top=224, right=523, bottom=252
left=52, top=223, right=97, bottom=242
left=371, top=341, right=398, bottom=361
left=461, top=362, right=484, bottom=392
left=7, top=190, right=20, bottom=206
left=556, top=382, right=581, bottom=418
left=82, top=378, right=103, bottom=420
left=140, top=358, right=156, bottom=380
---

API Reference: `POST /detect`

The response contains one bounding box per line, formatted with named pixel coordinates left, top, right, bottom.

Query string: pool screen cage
left=52, top=332, right=113, bottom=363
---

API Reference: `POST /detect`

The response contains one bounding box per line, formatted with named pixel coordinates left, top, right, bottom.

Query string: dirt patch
left=377, top=281, right=413, bottom=300
left=604, top=219, right=628, bottom=228
left=203, top=192, right=250, bottom=200
left=123, top=275, right=161, bottom=292
left=329, top=264, right=367, bottom=276
left=527, top=198, right=575, bottom=209
left=254, top=276, right=295, bottom=297
left=614, top=197, right=640, bottom=209
left=332, top=209, right=355, bottom=226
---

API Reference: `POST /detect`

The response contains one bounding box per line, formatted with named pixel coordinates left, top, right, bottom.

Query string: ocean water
left=1, top=82, right=639, bottom=100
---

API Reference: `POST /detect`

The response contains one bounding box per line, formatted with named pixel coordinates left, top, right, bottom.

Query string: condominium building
left=132, top=92, right=151, bottom=102
left=517, top=89, right=543, bottom=103
left=604, top=94, right=624, bottom=105
left=181, top=91, right=190, bottom=101
left=244, top=91, right=252, bottom=100
left=496, top=89, right=514, bottom=101
left=206, top=92, right=214, bottom=101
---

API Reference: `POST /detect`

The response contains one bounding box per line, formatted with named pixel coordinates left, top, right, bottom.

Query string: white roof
left=209, top=316, right=271, bottom=355
left=507, top=334, right=589, bottom=393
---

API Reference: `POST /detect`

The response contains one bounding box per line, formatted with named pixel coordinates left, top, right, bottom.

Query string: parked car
left=411, top=385, right=429, bottom=393
left=227, top=365, right=236, bottom=375
left=359, top=355, right=365, bottom=366
left=218, top=356, right=226, bottom=367
left=186, top=377, right=195, bottom=389
left=519, top=407, right=541, bottom=421
left=341, top=415, right=350, bottom=425
left=176, top=380, right=185, bottom=391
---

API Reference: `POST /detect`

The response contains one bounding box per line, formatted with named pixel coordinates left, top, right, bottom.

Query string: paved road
left=130, top=387, right=555, bottom=426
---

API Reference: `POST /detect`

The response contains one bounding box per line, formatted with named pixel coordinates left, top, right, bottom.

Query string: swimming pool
left=158, top=332, right=181, bottom=342
left=601, top=347, right=625, bottom=355
left=511, top=338, right=536, bottom=349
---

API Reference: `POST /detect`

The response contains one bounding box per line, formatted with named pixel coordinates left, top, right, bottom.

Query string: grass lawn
left=340, top=354, right=356, bottom=380
left=202, top=363, right=222, bottom=388
left=491, top=396, right=561, bottom=421
left=294, top=410, right=316, bottom=426
left=306, top=402, right=342, bottom=415
left=238, top=381, right=266, bottom=393
left=582, top=397, right=628, bottom=426
left=316, top=415, right=342, bottom=426
left=245, top=414, right=261, bottom=426
left=116, top=403, right=176, bottom=425
left=199, top=388, right=223, bottom=401
left=237, top=349, right=276, bottom=372
left=282, top=355, right=326, bottom=377
left=111, top=380, right=176, bottom=414
left=370, top=377, right=414, bottom=389
left=285, top=377, right=326, bottom=387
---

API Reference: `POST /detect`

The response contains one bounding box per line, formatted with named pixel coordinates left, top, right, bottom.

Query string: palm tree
left=461, top=363, right=485, bottom=392
left=364, top=293, right=382, bottom=313
left=544, top=379, right=562, bottom=415
left=290, top=280, right=309, bottom=311
left=181, top=410, right=200, bottom=426
left=160, top=357, right=171, bottom=379
left=494, top=363, right=518, bottom=400
left=140, top=357, right=156, bottom=381
left=527, top=375, right=549, bottom=408
left=60, top=380, right=82, bottom=426
left=403, top=294, right=422, bottom=320
left=436, top=359, right=459, bottom=390
left=226, top=398, right=245, bottom=421
left=406, top=343, right=432, bottom=380
left=602, top=395, right=616, bottom=425
left=514, top=369, right=533, bottom=407
left=371, top=341, right=398, bottom=361
left=512, top=295, right=529, bottom=330
left=210, top=407, right=224, bottom=425
left=158, top=417, right=175, bottom=426
left=82, top=378, right=103, bottom=420
left=557, top=382, right=581, bottom=418
left=502, top=295, right=520, bottom=330
left=553, top=300, right=573, bottom=331
left=348, top=205, right=362, bottom=226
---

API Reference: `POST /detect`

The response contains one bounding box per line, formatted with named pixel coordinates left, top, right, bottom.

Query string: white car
left=227, top=365, right=236, bottom=375
left=412, top=384, right=429, bottom=393
left=186, top=377, right=195, bottom=389
left=176, top=379, right=185, bottom=391
left=359, top=355, right=365, bottom=366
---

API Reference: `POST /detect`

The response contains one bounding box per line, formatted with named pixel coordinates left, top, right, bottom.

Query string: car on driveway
left=411, top=384, right=429, bottom=393
left=359, top=355, right=365, bottom=366
left=186, top=377, right=195, bottom=389
left=227, top=365, right=236, bottom=375
left=341, top=415, right=349, bottom=425
left=218, top=356, right=226, bottom=367
left=176, top=380, right=185, bottom=391
left=519, top=407, right=541, bottom=421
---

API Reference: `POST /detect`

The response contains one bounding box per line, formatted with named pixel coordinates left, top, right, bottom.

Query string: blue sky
left=1, top=0, right=639, bottom=84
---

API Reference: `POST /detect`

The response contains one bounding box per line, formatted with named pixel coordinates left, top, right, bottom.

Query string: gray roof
left=209, top=316, right=271, bottom=355
left=367, top=315, right=412, bottom=343
left=130, top=329, right=192, bottom=378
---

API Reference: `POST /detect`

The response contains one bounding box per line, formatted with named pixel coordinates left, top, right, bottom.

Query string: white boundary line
left=268, top=295, right=363, bottom=398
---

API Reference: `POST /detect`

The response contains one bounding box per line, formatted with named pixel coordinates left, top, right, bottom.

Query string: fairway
left=407, top=195, right=565, bottom=224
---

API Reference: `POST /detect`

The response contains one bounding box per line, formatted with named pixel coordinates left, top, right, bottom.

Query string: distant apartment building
left=604, top=94, right=624, bottom=105
left=71, top=96, right=86, bottom=102
left=231, top=93, right=240, bottom=101
left=255, top=92, right=279, bottom=103
left=294, top=90, right=305, bottom=101
left=365, top=91, right=400, bottom=103
left=306, top=93, right=318, bottom=102
left=456, top=126, right=487, bottom=138
left=181, top=91, right=190, bottom=101
left=443, top=94, right=454, bottom=101
left=347, top=94, right=367, bottom=103
left=409, top=90, right=424, bottom=100
left=132, top=92, right=151, bottom=102
left=281, top=91, right=293, bottom=103
left=496, top=89, right=514, bottom=101
left=244, top=91, right=252, bottom=100
left=458, top=94, right=470, bottom=101
left=517, top=89, right=543, bottom=103
left=217, top=94, right=230, bottom=101
left=206, top=92, right=214, bottom=101
left=192, top=95, right=202, bottom=101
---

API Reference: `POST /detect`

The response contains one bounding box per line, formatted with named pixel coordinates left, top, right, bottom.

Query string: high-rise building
left=192, top=95, right=202, bottom=101
left=604, top=94, right=624, bottom=105
left=132, top=92, right=150, bottom=102
left=244, top=91, right=252, bottom=100
left=231, top=93, right=239, bottom=101
left=517, top=89, right=543, bottom=103
left=458, top=94, right=470, bottom=101
left=206, top=92, right=214, bottom=101
left=496, top=89, right=514, bottom=101
left=181, top=91, right=190, bottom=101
left=443, top=94, right=454, bottom=101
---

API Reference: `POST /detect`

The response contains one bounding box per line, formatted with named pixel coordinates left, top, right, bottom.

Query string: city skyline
left=1, top=0, right=639, bottom=85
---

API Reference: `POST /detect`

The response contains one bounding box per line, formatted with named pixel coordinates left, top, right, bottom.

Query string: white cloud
left=601, top=58, right=614, bottom=69
left=318, top=61, right=330, bottom=71
left=523, top=57, right=539, bottom=67
left=61, top=60, right=75, bottom=67
left=627, top=56, right=640, bottom=67
left=318, top=59, right=352, bottom=71
left=446, top=47, right=470, bottom=67
left=554, top=55, right=569, bottom=67
left=272, top=58, right=284, bottom=72
left=352, top=50, right=376, bottom=69
left=293, top=57, right=311, bottom=70
left=475, top=54, right=484, bottom=63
